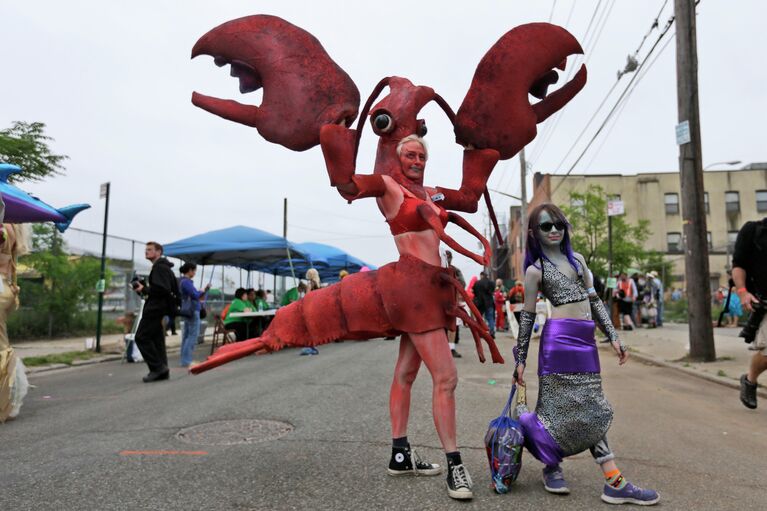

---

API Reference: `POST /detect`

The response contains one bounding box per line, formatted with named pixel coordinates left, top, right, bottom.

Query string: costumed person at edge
left=188, top=14, right=591, bottom=501
left=494, top=278, right=507, bottom=332
left=0, top=222, right=31, bottom=422
left=513, top=203, right=659, bottom=505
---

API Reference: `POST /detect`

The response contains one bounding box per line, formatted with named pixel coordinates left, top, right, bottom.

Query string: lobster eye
left=417, top=119, right=428, bottom=137
left=373, top=113, right=394, bottom=133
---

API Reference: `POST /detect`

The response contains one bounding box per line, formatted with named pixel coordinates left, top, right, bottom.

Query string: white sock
left=449, top=342, right=456, bottom=351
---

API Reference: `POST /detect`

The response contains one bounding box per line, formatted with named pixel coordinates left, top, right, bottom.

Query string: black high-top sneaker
left=387, top=446, right=442, bottom=476
left=446, top=462, right=473, bottom=500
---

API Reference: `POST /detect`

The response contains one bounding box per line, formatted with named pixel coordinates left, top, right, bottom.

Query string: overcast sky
left=1, top=1, right=764, bottom=284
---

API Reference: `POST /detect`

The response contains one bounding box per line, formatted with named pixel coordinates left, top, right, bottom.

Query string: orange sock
left=604, top=468, right=627, bottom=489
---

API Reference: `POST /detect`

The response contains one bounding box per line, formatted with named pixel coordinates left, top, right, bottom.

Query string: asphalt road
left=2, top=333, right=765, bottom=510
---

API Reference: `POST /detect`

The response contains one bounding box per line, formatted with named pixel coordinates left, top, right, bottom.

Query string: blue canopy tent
left=163, top=225, right=308, bottom=273
left=258, top=242, right=376, bottom=283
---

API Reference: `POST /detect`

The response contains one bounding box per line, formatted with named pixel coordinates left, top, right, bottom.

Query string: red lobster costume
left=189, top=15, right=586, bottom=374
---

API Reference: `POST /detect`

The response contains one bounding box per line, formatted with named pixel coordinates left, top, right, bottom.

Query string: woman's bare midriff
left=393, top=229, right=442, bottom=267
left=549, top=299, right=592, bottom=320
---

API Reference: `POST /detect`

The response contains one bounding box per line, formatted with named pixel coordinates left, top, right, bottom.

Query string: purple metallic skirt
left=521, top=318, right=613, bottom=462
left=538, top=318, right=601, bottom=376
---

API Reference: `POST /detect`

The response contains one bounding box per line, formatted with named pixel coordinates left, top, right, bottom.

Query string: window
left=667, top=232, right=682, bottom=253
left=728, top=230, right=739, bottom=250
left=757, top=190, right=767, bottom=212
left=706, top=232, right=713, bottom=250
left=570, top=198, right=584, bottom=214
left=725, top=191, right=740, bottom=213
left=704, top=192, right=710, bottom=214
left=664, top=193, right=679, bottom=214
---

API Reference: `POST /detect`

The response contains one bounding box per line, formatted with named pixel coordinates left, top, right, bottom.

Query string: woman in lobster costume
left=514, top=203, right=660, bottom=505
left=188, top=14, right=589, bottom=500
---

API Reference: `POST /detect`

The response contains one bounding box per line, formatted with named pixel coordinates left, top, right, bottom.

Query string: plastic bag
left=1, top=350, right=29, bottom=421
left=484, top=384, right=525, bottom=493
left=8, top=357, right=29, bottom=419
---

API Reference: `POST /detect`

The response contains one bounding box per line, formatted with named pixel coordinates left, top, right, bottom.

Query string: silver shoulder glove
left=515, top=310, right=536, bottom=366
left=589, top=295, right=627, bottom=352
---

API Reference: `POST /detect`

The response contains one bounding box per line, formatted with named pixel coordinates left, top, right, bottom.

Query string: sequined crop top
left=539, top=258, right=589, bottom=306
left=387, top=190, right=448, bottom=236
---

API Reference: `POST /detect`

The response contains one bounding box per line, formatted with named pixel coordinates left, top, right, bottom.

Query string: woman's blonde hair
left=396, top=134, right=429, bottom=160
left=305, top=268, right=321, bottom=290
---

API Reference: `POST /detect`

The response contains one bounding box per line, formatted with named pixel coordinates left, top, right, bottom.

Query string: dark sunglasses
left=538, top=221, right=567, bottom=232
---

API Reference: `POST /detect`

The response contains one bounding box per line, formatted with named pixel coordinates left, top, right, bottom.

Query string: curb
left=25, top=346, right=184, bottom=375
left=628, top=349, right=767, bottom=400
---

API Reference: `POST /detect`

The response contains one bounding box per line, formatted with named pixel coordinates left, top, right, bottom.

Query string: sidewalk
left=616, top=322, right=767, bottom=398
left=13, top=331, right=189, bottom=374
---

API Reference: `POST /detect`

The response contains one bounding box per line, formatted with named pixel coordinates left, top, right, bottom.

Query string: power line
left=564, top=0, right=578, bottom=28
left=288, top=223, right=383, bottom=237
left=583, top=0, right=616, bottom=63
left=581, top=31, right=676, bottom=172
left=533, top=0, right=671, bottom=173
left=528, top=0, right=606, bottom=165
left=548, top=0, right=559, bottom=22
left=551, top=14, right=676, bottom=197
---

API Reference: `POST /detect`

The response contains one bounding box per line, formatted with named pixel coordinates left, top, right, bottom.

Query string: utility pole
left=95, top=182, right=110, bottom=353
left=674, top=0, right=715, bottom=361
left=281, top=197, right=287, bottom=293
left=519, top=148, right=528, bottom=257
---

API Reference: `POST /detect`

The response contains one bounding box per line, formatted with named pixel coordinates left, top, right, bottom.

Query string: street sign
left=99, top=182, right=110, bottom=199
left=606, top=277, right=617, bottom=288
left=675, top=120, right=691, bottom=145
left=607, top=199, right=624, bottom=216
left=96, top=279, right=105, bottom=293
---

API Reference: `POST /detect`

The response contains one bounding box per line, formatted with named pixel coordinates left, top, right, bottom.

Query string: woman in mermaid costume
left=513, top=203, right=659, bottom=505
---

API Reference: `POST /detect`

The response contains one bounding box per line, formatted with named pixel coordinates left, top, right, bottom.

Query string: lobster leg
left=417, top=205, right=489, bottom=266
left=445, top=306, right=486, bottom=363
left=440, top=273, right=505, bottom=364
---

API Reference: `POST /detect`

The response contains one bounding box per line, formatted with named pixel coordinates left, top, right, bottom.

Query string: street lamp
left=703, top=160, right=741, bottom=170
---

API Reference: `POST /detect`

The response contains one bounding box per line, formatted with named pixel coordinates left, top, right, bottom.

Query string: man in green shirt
left=280, top=282, right=308, bottom=306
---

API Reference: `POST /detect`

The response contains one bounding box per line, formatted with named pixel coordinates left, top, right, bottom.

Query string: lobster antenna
left=354, top=77, right=391, bottom=158
left=433, top=92, right=503, bottom=247
left=432, top=93, right=456, bottom=125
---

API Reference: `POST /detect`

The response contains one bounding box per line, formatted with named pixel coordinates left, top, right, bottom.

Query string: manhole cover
left=176, top=419, right=294, bottom=445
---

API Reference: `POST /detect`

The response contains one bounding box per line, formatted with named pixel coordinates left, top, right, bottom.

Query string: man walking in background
left=133, top=242, right=178, bottom=383
left=472, top=271, right=496, bottom=338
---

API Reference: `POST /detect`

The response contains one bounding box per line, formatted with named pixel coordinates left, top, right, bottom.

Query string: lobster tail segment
left=190, top=335, right=273, bottom=374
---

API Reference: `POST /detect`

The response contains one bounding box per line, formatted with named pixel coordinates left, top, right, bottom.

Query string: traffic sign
left=607, top=200, right=624, bottom=216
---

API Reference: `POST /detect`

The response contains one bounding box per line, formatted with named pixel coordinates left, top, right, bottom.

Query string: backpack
left=167, top=273, right=182, bottom=317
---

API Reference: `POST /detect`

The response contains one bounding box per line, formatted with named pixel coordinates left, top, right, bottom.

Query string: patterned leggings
left=589, top=436, right=615, bottom=465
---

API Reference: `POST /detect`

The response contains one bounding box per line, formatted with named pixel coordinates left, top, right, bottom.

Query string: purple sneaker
left=601, top=482, right=660, bottom=505
left=542, top=465, right=570, bottom=495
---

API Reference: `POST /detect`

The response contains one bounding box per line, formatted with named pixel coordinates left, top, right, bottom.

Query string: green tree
left=19, top=224, right=108, bottom=336
left=562, top=184, right=654, bottom=278
left=0, top=121, right=68, bottom=182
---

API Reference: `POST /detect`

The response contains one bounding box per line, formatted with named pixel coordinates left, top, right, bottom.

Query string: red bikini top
left=387, top=189, right=448, bottom=236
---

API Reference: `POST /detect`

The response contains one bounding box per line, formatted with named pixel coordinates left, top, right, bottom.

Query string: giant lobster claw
left=191, top=15, right=360, bottom=152
left=455, top=23, right=587, bottom=160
